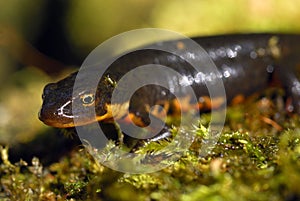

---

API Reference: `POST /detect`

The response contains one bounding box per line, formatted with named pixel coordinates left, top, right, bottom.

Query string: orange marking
left=198, top=96, right=225, bottom=110
left=260, top=116, right=283, bottom=131
left=176, top=41, right=185, bottom=50
left=170, top=96, right=226, bottom=114
left=171, top=96, right=199, bottom=114
left=123, top=113, right=146, bottom=127
left=210, top=97, right=226, bottom=109
left=147, top=102, right=170, bottom=118
left=198, top=96, right=212, bottom=110
left=96, top=102, right=129, bottom=123
left=231, top=94, right=245, bottom=105
left=171, top=99, right=182, bottom=115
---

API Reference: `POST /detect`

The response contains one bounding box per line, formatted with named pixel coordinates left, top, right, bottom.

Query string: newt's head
left=39, top=70, right=125, bottom=128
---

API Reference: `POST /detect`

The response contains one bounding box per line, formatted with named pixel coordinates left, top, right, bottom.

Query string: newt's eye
left=80, top=94, right=95, bottom=106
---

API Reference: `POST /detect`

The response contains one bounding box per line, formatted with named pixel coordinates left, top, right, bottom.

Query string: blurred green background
left=0, top=0, right=299, bottom=154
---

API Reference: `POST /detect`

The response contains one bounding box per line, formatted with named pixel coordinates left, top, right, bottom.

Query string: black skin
left=39, top=34, right=300, bottom=147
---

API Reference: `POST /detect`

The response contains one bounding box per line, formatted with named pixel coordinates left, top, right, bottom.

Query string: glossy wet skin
left=39, top=34, right=300, bottom=130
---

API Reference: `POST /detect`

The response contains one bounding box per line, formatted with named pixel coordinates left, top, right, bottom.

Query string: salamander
left=39, top=34, right=300, bottom=146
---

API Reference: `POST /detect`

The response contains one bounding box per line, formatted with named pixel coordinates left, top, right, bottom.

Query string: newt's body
left=39, top=34, right=300, bottom=145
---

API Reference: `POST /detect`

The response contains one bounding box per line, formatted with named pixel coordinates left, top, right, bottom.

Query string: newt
left=39, top=34, right=300, bottom=146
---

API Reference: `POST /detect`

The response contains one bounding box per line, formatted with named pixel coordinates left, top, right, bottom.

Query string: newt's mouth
left=38, top=107, right=76, bottom=128
left=38, top=116, right=76, bottom=128
left=39, top=102, right=130, bottom=128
